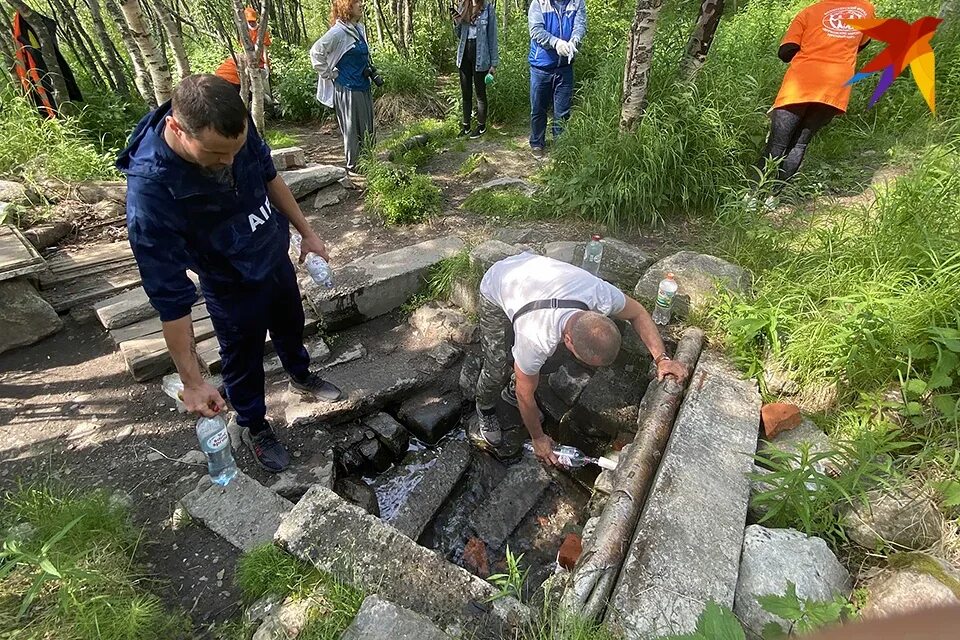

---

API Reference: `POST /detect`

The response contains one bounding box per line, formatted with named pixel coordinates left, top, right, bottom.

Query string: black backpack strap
left=512, top=298, right=589, bottom=324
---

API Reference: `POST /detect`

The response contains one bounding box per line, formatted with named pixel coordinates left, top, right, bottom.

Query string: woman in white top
left=309, top=0, right=375, bottom=172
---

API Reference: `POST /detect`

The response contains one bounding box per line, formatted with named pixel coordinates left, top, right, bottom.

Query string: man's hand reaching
left=181, top=382, right=226, bottom=417
left=656, top=358, right=689, bottom=383
left=299, top=232, right=330, bottom=263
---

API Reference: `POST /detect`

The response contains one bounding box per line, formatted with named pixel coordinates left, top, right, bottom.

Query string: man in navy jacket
left=118, top=75, right=342, bottom=473
left=528, top=0, right=586, bottom=158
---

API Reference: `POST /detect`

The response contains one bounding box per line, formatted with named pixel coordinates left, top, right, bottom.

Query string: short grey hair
left=568, top=311, right=621, bottom=367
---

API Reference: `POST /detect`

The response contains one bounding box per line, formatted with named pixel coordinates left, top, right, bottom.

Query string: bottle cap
left=591, top=234, right=602, bottom=241
left=597, top=456, right=618, bottom=471
left=666, top=272, right=675, bottom=280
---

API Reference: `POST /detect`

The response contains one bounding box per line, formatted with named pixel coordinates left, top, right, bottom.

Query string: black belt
left=511, top=298, right=589, bottom=325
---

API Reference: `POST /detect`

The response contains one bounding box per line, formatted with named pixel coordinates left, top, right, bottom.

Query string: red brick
left=761, top=402, right=802, bottom=438
left=462, top=537, right=489, bottom=577
left=558, top=533, right=583, bottom=570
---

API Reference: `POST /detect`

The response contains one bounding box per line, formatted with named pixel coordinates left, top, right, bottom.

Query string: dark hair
left=568, top=312, right=622, bottom=367
left=171, top=74, right=247, bottom=138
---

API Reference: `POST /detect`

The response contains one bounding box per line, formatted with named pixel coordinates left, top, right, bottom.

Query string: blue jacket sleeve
left=126, top=182, right=198, bottom=322
left=528, top=1, right=557, bottom=49
left=572, top=0, right=586, bottom=46
left=488, top=3, right=500, bottom=67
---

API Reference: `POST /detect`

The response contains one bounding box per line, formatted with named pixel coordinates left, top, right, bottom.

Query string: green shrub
left=462, top=186, right=543, bottom=220
left=270, top=41, right=331, bottom=123
left=362, top=158, right=442, bottom=224
left=379, top=118, right=458, bottom=166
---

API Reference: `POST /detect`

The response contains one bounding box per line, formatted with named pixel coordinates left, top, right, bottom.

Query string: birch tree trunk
left=145, top=0, right=191, bottom=79
left=47, top=0, right=111, bottom=89
left=106, top=0, right=155, bottom=104
left=6, top=0, right=72, bottom=111
left=87, top=0, right=131, bottom=95
left=403, top=0, right=414, bottom=48
left=681, top=0, right=724, bottom=80
left=118, top=0, right=173, bottom=103
left=231, top=0, right=268, bottom=132
left=620, top=0, right=664, bottom=131
left=941, top=0, right=957, bottom=21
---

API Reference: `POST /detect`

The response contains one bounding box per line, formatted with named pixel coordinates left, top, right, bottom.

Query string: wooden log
left=120, top=317, right=216, bottom=381
left=94, top=272, right=199, bottom=330
left=0, top=224, right=45, bottom=282
left=561, top=327, right=705, bottom=620
left=109, top=303, right=208, bottom=344
left=41, top=268, right=142, bottom=312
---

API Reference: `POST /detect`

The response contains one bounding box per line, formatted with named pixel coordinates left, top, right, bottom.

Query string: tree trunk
left=145, top=0, right=191, bottom=79
left=105, top=0, right=155, bottom=104
left=117, top=0, right=172, bottom=104
left=941, top=0, right=957, bottom=20
left=403, top=0, right=414, bottom=47
left=620, top=0, right=664, bottom=131
left=681, top=0, right=724, bottom=80
left=86, top=0, right=131, bottom=95
left=5, top=0, right=73, bottom=111
left=46, top=0, right=108, bottom=89
left=231, top=0, right=268, bottom=132
left=374, top=0, right=404, bottom=53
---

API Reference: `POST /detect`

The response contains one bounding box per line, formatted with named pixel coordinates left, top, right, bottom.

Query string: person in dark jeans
left=760, top=0, right=874, bottom=184
left=527, top=0, right=586, bottom=158
left=453, top=0, right=498, bottom=138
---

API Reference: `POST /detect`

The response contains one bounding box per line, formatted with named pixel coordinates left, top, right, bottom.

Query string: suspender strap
left=511, top=298, right=589, bottom=324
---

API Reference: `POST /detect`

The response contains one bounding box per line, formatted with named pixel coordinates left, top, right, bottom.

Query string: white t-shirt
left=479, top=253, right=627, bottom=375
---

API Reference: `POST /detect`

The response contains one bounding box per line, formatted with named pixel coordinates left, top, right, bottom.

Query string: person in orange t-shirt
left=761, top=0, right=875, bottom=183
left=214, top=56, right=241, bottom=91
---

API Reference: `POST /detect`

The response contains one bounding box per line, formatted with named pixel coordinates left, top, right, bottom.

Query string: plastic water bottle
left=484, top=72, right=494, bottom=85
left=581, top=234, right=603, bottom=276
left=161, top=373, right=187, bottom=412
left=652, top=273, right=679, bottom=326
left=291, top=232, right=333, bottom=288
left=196, top=414, right=238, bottom=486
left=524, top=442, right=617, bottom=470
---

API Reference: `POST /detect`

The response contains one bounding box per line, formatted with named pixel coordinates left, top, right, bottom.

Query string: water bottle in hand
left=291, top=232, right=334, bottom=288
left=523, top=442, right=617, bottom=470
left=652, top=273, right=678, bottom=325
left=196, top=414, right=238, bottom=486
left=581, top=234, right=603, bottom=276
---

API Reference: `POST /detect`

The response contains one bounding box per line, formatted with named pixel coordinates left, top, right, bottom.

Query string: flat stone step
left=467, top=452, right=551, bottom=549
left=387, top=439, right=471, bottom=542
left=180, top=471, right=294, bottom=552
left=275, top=486, right=527, bottom=638
left=341, top=595, right=453, bottom=640
left=303, top=236, right=465, bottom=330
left=604, top=350, right=761, bottom=639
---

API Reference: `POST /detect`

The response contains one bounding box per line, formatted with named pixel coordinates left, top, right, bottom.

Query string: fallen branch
left=561, top=326, right=705, bottom=620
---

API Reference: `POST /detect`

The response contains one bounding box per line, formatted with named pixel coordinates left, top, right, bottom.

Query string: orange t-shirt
left=248, top=27, right=271, bottom=67
left=773, top=0, right=875, bottom=112
left=215, top=57, right=240, bottom=85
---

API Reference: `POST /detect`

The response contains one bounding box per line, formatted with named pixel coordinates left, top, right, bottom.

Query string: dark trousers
left=761, top=102, right=840, bottom=183
left=204, top=260, right=309, bottom=435
left=529, top=64, right=573, bottom=149
left=459, top=39, right=488, bottom=129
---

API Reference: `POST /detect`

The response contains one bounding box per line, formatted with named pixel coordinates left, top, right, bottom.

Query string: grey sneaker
left=531, top=146, right=545, bottom=159
left=475, top=408, right=502, bottom=446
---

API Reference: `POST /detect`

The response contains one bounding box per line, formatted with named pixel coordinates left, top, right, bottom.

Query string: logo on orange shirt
left=822, top=6, right=870, bottom=38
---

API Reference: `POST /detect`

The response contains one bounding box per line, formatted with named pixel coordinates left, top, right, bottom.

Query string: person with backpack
left=310, top=0, right=376, bottom=173
left=452, top=0, right=499, bottom=138
left=527, top=0, right=586, bottom=158
left=470, top=253, right=688, bottom=465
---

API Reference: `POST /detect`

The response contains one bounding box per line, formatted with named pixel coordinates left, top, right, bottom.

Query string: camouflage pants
left=476, top=295, right=514, bottom=410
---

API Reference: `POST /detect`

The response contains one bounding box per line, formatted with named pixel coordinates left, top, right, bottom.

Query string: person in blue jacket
left=528, top=0, right=586, bottom=158
left=118, top=75, right=343, bottom=474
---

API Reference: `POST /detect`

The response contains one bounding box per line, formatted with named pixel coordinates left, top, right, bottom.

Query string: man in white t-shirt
left=474, top=252, right=689, bottom=466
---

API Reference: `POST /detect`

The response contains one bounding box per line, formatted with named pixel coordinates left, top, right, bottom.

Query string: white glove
left=555, top=39, right=572, bottom=58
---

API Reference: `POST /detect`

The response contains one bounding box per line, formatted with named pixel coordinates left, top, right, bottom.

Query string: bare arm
left=162, top=315, right=224, bottom=417
left=267, top=176, right=330, bottom=262
left=515, top=366, right=560, bottom=466
left=614, top=296, right=689, bottom=382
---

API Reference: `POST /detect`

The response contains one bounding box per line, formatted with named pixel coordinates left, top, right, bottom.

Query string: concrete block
left=397, top=391, right=464, bottom=445
left=279, top=164, right=346, bottom=199
left=340, top=595, right=452, bottom=640
left=270, top=146, right=307, bottom=171
left=544, top=238, right=654, bottom=290
left=388, top=440, right=471, bottom=541
left=468, top=453, right=551, bottom=549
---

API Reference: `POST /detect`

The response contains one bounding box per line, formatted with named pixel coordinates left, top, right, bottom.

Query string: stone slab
left=275, top=486, right=528, bottom=638
left=279, top=164, right=346, bottom=199
left=571, top=366, right=645, bottom=437
left=362, top=412, right=410, bottom=459
left=606, top=350, right=761, bottom=639
left=270, top=146, right=307, bottom=171
left=468, top=453, right=552, bottom=549
left=388, top=440, right=471, bottom=542
left=284, top=343, right=452, bottom=427
left=635, top=251, right=751, bottom=318
left=544, top=238, right=654, bottom=290
left=180, top=472, right=294, bottom=551
left=341, top=595, right=453, bottom=640
left=396, top=391, right=464, bottom=444
left=304, top=236, right=465, bottom=330
left=313, top=183, right=346, bottom=209
left=0, top=279, right=63, bottom=355
left=471, top=176, right=537, bottom=197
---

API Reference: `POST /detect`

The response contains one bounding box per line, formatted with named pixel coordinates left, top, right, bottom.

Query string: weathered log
left=561, top=326, right=705, bottom=619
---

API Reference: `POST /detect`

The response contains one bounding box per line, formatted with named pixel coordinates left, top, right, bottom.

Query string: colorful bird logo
left=846, top=16, right=943, bottom=114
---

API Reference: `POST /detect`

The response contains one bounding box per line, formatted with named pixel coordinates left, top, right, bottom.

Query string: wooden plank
left=44, top=242, right=133, bottom=274
left=94, top=272, right=200, bottom=330
left=39, top=256, right=136, bottom=289
left=120, top=317, right=217, bottom=382
left=0, top=225, right=45, bottom=281
left=109, top=303, right=209, bottom=344
left=40, top=268, right=142, bottom=313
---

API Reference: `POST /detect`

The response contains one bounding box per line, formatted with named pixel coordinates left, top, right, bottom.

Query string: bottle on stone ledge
left=196, top=414, right=238, bottom=486
left=580, top=234, right=603, bottom=276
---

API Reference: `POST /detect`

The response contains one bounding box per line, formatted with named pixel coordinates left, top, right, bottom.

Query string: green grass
left=232, top=544, right=363, bottom=640
left=264, top=130, right=298, bottom=148
left=379, top=118, right=459, bottom=167
left=361, top=156, right=442, bottom=225
left=0, top=482, right=189, bottom=640
left=461, top=187, right=544, bottom=220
